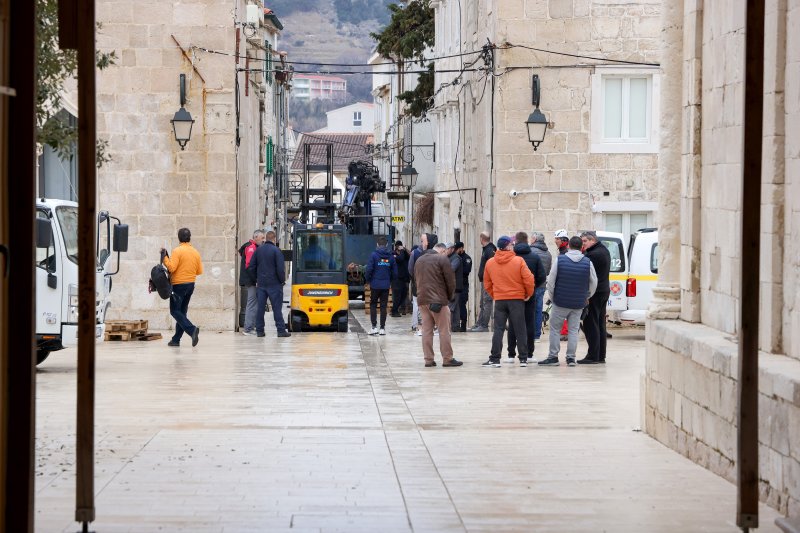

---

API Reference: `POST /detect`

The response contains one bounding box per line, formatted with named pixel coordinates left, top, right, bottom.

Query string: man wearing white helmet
left=554, top=229, right=569, bottom=255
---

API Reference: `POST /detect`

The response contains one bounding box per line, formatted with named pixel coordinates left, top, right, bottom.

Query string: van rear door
left=623, top=230, right=659, bottom=322
left=597, top=232, right=627, bottom=313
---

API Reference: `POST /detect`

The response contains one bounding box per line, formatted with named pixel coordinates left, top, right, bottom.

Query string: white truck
left=35, top=199, right=128, bottom=365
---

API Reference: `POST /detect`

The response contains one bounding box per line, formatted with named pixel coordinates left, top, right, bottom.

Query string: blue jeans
left=169, top=282, right=196, bottom=343
left=256, top=285, right=286, bottom=333
left=244, top=285, right=258, bottom=332
left=533, top=286, right=546, bottom=339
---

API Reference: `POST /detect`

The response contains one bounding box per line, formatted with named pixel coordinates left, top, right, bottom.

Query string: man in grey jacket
left=530, top=231, right=552, bottom=342
left=538, top=236, right=597, bottom=367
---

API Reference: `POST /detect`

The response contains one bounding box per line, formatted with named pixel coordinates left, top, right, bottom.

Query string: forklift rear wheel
left=36, top=349, right=50, bottom=366
left=291, top=313, right=304, bottom=333
left=337, top=317, right=348, bottom=333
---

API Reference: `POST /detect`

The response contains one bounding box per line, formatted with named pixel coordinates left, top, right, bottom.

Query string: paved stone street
left=35, top=307, right=780, bottom=532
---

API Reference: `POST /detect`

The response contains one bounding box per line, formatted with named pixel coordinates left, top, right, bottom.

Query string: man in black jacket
left=507, top=232, right=546, bottom=362
left=238, top=229, right=264, bottom=335
left=455, top=242, right=472, bottom=331
left=578, top=230, right=611, bottom=364
left=469, top=232, right=496, bottom=332
left=446, top=243, right=464, bottom=331
left=247, top=230, right=290, bottom=338
left=391, top=241, right=410, bottom=317
left=530, top=232, right=551, bottom=342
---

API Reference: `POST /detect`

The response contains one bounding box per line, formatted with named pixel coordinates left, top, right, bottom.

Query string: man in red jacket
left=238, top=230, right=265, bottom=335
left=481, top=236, right=535, bottom=367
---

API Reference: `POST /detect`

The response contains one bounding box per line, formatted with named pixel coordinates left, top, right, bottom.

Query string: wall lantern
left=171, top=74, right=195, bottom=151
left=400, top=164, right=418, bottom=189
left=289, top=188, right=303, bottom=207
left=525, top=74, right=548, bottom=151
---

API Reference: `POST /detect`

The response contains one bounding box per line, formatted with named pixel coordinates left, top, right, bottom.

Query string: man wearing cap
left=445, top=242, right=464, bottom=331
left=469, top=232, right=496, bottom=332
left=578, top=230, right=611, bottom=364
left=481, top=235, right=535, bottom=367
left=553, top=229, right=571, bottom=341
left=454, top=242, right=472, bottom=331
left=414, top=242, right=463, bottom=367
left=539, top=236, right=598, bottom=367
left=391, top=240, right=410, bottom=317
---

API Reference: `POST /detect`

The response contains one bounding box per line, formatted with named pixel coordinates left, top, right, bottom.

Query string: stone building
left=427, top=0, right=660, bottom=318
left=78, top=0, right=290, bottom=330
left=645, top=0, right=800, bottom=518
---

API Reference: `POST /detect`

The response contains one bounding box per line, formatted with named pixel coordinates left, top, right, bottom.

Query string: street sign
left=391, top=216, right=405, bottom=223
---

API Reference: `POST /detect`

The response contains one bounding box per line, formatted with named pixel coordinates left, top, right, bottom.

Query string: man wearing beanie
left=481, top=235, right=535, bottom=367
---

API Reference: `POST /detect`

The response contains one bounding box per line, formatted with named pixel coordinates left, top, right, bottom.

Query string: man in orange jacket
left=481, top=235, right=535, bottom=367
left=161, top=228, right=204, bottom=347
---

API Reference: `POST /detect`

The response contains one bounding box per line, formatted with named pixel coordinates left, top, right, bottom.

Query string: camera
left=509, top=190, right=519, bottom=198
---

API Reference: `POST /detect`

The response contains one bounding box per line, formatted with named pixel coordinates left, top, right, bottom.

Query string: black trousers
left=458, top=283, right=469, bottom=330
left=583, top=290, right=610, bottom=361
left=490, top=300, right=528, bottom=361
left=391, top=280, right=408, bottom=314
left=507, top=297, right=536, bottom=358
left=370, top=288, right=390, bottom=328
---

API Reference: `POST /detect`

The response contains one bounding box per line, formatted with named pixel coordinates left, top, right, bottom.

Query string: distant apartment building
left=292, top=74, right=348, bottom=102
left=315, top=102, right=375, bottom=133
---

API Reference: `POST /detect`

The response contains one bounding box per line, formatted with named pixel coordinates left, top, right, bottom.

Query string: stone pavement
left=34, top=306, right=781, bottom=532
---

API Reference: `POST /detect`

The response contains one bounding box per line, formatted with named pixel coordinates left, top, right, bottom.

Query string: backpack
left=149, top=251, right=172, bottom=300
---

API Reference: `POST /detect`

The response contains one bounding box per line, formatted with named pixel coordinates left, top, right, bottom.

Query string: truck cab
left=35, top=199, right=127, bottom=364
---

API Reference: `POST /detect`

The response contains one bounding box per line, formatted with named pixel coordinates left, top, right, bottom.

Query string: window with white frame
left=591, top=69, right=660, bottom=153
left=353, top=111, right=362, bottom=127
left=604, top=212, right=653, bottom=244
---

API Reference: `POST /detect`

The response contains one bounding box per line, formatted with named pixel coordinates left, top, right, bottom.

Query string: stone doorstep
left=648, top=319, right=800, bottom=407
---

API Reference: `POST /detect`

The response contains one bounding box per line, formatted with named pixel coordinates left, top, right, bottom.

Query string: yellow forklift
left=289, top=222, right=349, bottom=332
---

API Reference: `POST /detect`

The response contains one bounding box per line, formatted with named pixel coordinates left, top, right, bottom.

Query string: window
left=650, top=243, right=659, bottom=273
left=591, top=69, right=660, bottom=153
left=296, top=232, right=343, bottom=272
left=353, top=111, right=362, bottom=127
left=600, top=237, right=626, bottom=273
left=604, top=211, right=654, bottom=245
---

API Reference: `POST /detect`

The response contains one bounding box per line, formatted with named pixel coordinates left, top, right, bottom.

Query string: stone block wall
left=94, top=0, right=266, bottom=331
left=647, top=320, right=800, bottom=518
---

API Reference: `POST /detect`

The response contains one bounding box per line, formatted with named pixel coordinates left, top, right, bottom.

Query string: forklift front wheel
left=36, top=349, right=50, bottom=366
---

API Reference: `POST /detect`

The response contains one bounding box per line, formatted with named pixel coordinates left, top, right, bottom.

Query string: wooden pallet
left=137, top=333, right=163, bottom=341
left=105, top=319, right=148, bottom=333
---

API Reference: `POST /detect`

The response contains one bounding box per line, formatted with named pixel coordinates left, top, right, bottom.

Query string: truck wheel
left=36, top=350, right=50, bottom=365
left=337, top=317, right=348, bottom=333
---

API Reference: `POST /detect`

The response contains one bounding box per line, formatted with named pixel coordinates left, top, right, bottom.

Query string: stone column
left=679, top=0, right=704, bottom=322
left=648, top=0, right=683, bottom=320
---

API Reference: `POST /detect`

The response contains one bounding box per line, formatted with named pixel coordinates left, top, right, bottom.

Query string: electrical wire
left=497, top=43, right=660, bottom=67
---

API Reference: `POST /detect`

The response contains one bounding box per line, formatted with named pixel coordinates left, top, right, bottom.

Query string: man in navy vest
left=539, top=236, right=597, bottom=367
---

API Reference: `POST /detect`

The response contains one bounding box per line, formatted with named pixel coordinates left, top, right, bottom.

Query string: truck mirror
left=113, top=224, right=129, bottom=252
left=47, top=272, right=57, bottom=289
left=36, top=218, right=52, bottom=248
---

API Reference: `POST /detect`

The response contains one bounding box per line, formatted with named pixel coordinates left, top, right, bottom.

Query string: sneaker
left=167, top=341, right=180, bottom=347
left=577, top=357, right=600, bottom=365
left=379, top=328, right=386, bottom=335
left=528, top=356, right=538, bottom=364
left=277, top=331, right=291, bottom=338
left=481, top=359, right=501, bottom=368
left=425, top=361, right=437, bottom=367
left=256, top=332, right=266, bottom=338
left=507, top=356, right=516, bottom=364
left=519, top=359, right=528, bottom=367
left=567, top=357, right=577, bottom=367
left=241, top=329, right=255, bottom=336
left=469, top=325, right=489, bottom=332
left=443, top=359, right=464, bottom=367
left=416, top=329, right=422, bottom=336
left=191, top=327, right=200, bottom=347
left=369, top=327, right=379, bottom=335
left=538, top=356, right=560, bottom=366
left=391, top=312, right=402, bottom=318
left=599, top=359, right=606, bottom=364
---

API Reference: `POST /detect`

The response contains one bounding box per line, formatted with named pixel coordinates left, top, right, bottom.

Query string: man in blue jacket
left=247, top=230, right=290, bottom=338
left=365, top=236, right=397, bottom=335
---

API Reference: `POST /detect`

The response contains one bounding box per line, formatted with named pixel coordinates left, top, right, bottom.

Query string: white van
left=618, top=229, right=659, bottom=324
left=596, top=231, right=629, bottom=316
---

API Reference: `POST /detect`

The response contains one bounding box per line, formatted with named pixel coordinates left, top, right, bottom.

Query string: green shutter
left=266, top=136, right=274, bottom=174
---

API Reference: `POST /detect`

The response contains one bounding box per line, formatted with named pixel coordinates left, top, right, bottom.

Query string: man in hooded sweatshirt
left=481, top=236, right=535, bottom=367
left=506, top=231, right=546, bottom=363
left=408, top=233, right=438, bottom=334
left=530, top=231, right=552, bottom=342
left=539, top=236, right=598, bottom=367
left=365, top=236, right=397, bottom=335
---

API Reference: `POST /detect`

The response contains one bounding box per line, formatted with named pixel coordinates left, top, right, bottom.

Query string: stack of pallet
left=363, top=286, right=393, bottom=314
left=104, top=319, right=162, bottom=342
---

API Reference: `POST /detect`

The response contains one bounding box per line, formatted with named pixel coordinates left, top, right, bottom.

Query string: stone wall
left=645, top=0, right=800, bottom=521
left=95, top=0, right=267, bottom=331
